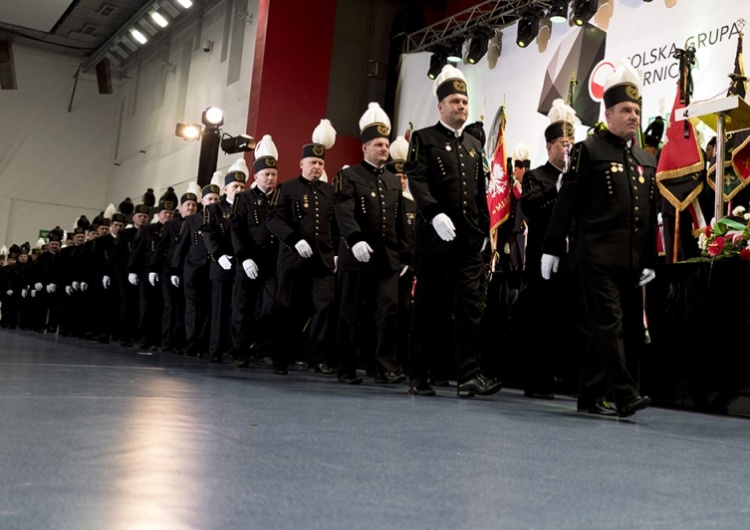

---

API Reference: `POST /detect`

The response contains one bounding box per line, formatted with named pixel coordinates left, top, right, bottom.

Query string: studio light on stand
left=221, top=133, right=256, bottom=154
left=175, top=122, right=201, bottom=141
left=196, top=106, right=224, bottom=187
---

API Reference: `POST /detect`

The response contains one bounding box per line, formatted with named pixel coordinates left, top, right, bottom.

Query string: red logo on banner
left=589, top=61, right=615, bottom=102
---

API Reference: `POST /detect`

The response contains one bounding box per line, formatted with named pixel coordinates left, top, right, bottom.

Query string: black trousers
left=138, top=273, right=162, bottom=347
left=274, top=267, right=334, bottom=369
left=183, top=264, right=211, bottom=353
left=576, top=263, right=643, bottom=408
left=409, top=251, right=484, bottom=384
left=336, top=269, right=399, bottom=378
left=161, top=271, right=184, bottom=349
left=232, top=269, right=278, bottom=361
left=209, top=279, right=234, bottom=358
left=118, top=275, right=139, bottom=344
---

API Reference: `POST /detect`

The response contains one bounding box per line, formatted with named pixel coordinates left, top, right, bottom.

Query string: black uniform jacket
left=267, top=176, right=337, bottom=271
left=333, top=161, right=409, bottom=272
left=543, top=130, right=658, bottom=270
left=407, top=122, right=490, bottom=255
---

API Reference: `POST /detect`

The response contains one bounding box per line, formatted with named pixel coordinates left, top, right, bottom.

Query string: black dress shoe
left=524, top=390, right=555, bottom=400
left=577, top=399, right=618, bottom=416
left=272, top=365, right=288, bottom=375
left=338, top=374, right=363, bottom=385
left=618, top=395, right=651, bottom=418
left=374, top=371, right=407, bottom=384
left=255, top=356, right=274, bottom=369
left=209, top=355, right=223, bottom=364
left=408, top=380, right=436, bottom=396
left=233, top=358, right=250, bottom=368
left=457, top=374, right=502, bottom=397
left=120, top=341, right=133, bottom=348
left=312, top=362, right=336, bottom=375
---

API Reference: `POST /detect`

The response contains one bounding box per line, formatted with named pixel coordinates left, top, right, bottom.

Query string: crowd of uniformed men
left=0, top=61, right=656, bottom=414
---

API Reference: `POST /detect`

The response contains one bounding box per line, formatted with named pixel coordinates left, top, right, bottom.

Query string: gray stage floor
left=1, top=329, right=749, bottom=530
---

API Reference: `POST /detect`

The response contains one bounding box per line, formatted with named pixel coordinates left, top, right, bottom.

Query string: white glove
left=21, top=288, right=28, bottom=298
left=80, top=282, right=88, bottom=292
left=334, top=255, right=338, bottom=272
left=128, top=273, right=139, bottom=286
left=31, top=289, right=36, bottom=298
left=148, top=272, right=159, bottom=286
left=431, top=213, right=456, bottom=241
left=47, top=283, right=56, bottom=294
left=65, top=285, right=73, bottom=296
left=102, top=276, right=110, bottom=289
left=638, top=268, right=656, bottom=287
left=352, top=241, right=374, bottom=263
left=171, top=275, right=180, bottom=288
left=34, top=282, right=43, bottom=291
left=72, top=281, right=80, bottom=291
left=399, top=265, right=409, bottom=277
left=242, top=259, right=259, bottom=279
left=218, top=255, right=233, bottom=270
left=541, top=253, right=560, bottom=280
left=481, top=237, right=490, bottom=252
left=5, top=289, right=12, bottom=296
left=295, top=240, right=313, bottom=258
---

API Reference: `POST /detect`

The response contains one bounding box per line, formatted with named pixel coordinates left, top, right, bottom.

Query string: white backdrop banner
left=394, top=0, right=750, bottom=165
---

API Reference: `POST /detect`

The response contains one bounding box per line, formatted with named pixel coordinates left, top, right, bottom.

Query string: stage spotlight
left=516, top=13, right=540, bottom=48
left=446, top=39, right=463, bottom=63
left=427, top=50, right=446, bottom=79
left=175, top=122, right=201, bottom=141
left=572, top=0, right=599, bottom=26
left=201, top=106, right=224, bottom=127
left=467, top=27, right=493, bottom=64
left=220, top=133, right=256, bottom=154
left=548, top=0, right=569, bottom=24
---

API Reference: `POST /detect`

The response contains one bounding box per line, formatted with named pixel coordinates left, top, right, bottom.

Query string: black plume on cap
left=159, top=187, right=178, bottom=205
left=644, top=116, right=664, bottom=143
left=76, top=215, right=90, bottom=230
left=464, top=121, right=486, bottom=146
left=143, top=188, right=156, bottom=207
left=119, top=197, right=134, bottom=216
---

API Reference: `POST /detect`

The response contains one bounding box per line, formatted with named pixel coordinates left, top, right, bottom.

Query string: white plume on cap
left=227, top=157, right=249, bottom=178
left=603, top=58, right=643, bottom=94
left=0, top=245, right=7, bottom=257
left=211, top=170, right=223, bottom=188
left=104, top=203, right=117, bottom=220
left=513, top=143, right=530, bottom=163
left=35, top=238, right=45, bottom=250
left=255, top=134, right=279, bottom=161
left=389, top=136, right=409, bottom=161
left=187, top=182, right=202, bottom=197
left=312, top=119, right=336, bottom=149
left=548, top=98, right=581, bottom=128
left=359, top=102, right=391, bottom=133
left=433, top=64, right=465, bottom=96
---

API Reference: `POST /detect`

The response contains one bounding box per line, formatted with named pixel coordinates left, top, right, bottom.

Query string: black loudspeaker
left=96, top=58, right=113, bottom=94
left=0, top=40, right=18, bottom=90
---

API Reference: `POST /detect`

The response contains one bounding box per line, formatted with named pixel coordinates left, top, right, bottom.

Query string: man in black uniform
left=333, top=102, right=408, bottom=385
left=519, top=99, right=580, bottom=399
left=267, top=119, right=338, bottom=376
left=405, top=65, right=502, bottom=398
left=171, top=180, right=221, bottom=357
left=541, top=60, right=656, bottom=418
left=230, top=135, right=280, bottom=368
left=203, top=159, right=247, bottom=363
left=154, top=190, right=199, bottom=353
left=110, top=203, right=149, bottom=347
left=128, top=198, right=175, bottom=349
left=94, top=209, right=126, bottom=342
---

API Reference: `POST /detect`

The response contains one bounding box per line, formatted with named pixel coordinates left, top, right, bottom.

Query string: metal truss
left=402, top=0, right=556, bottom=54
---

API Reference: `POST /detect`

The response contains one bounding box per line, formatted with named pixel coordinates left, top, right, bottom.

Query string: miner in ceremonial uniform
left=110, top=202, right=149, bottom=347
left=128, top=198, right=175, bottom=349
left=203, top=159, right=247, bottom=363
left=405, top=65, right=502, bottom=398
left=333, top=102, right=408, bottom=385
left=36, top=228, right=65, bottom=333
left=541, top=60, right=656, bottom=418
left=154, top=187, right=199, bottom=353
left=267, top=119, right=338, bottom=376
left=172, top=177, right=221, bottom=357
left=519, top=99, right=581, bottom=400
left=230, top=135, right=280, bottom=368
left=94, top=207, right=126, bottom=342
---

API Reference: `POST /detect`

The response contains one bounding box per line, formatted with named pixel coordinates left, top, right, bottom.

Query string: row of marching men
left=0, top=101, right=428, bottom=387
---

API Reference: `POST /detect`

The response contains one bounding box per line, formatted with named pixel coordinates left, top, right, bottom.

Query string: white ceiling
left=0, top=0, right=75, bottom=32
